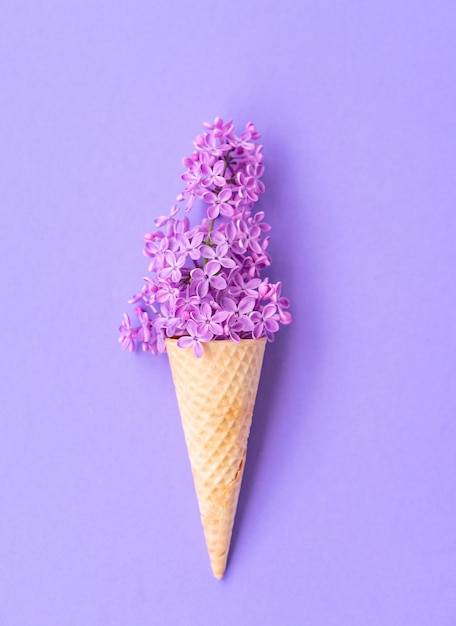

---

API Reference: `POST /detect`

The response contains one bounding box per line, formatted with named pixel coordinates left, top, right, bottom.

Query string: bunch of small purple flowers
left=119, top=117, right=292, bottom=358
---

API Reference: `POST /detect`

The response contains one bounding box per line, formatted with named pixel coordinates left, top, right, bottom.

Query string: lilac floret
left=177, top=320, right=212, bottom=358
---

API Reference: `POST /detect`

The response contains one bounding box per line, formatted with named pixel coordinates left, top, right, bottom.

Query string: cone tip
left=212, top=565, right=225, bottom=580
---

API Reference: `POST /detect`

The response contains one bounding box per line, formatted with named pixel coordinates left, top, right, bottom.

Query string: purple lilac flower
left=174, top=287, right=200, bottom=321
left=157, top=302, right=181, bottom=338
left=191, top=261, right=227, bottom=298
left=155, top=282, right=180, bottom=305
left=177, top=320, right=212, bottom=358
left=181, top=162, right=202, bottom=191
left=200, top=242, right=236, bottom=270
left=250, top=210, right=270, bottom=232
left=119, top=314, right=137, bottom=352
left=251, top=304, right=280, bottom=339
left=191, top=302, right=228, bottom=336
left=134, top=307, right=152, bottom=344
left=158, top=251, right=186, bottom=283
left=119, top=118, right=292, bottom=357
left=221, top=296, right=255, bottom=341
left=222, top=295, right=255, bottom=318
left=222, top=297, right=255, bottom=342
left=200, top=159, right=226, bottom=188
left=235, top=171, right=259, bottom=204
left=176, top=230, right=204, bottom=260
left=194, top=132, right=232, bottom=157
left=202, top=117, right=234, bottom=138
left=267, top=281, right=293, bottom=325
left=210, top=221, right=238, bottom=248
left=204, top=188, right=233, bottom=219
left=237, top=220, right=262, bottom=255
left=228, top=274, right=261, bottom=299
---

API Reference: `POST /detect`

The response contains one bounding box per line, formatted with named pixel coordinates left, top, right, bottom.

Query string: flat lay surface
left=1, top=1, right=455, bottom=624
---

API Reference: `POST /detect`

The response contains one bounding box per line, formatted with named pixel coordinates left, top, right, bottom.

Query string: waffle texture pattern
left=166, top=337, right=266, bottom=579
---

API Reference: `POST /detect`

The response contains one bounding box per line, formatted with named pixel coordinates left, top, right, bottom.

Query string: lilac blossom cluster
left=119, top=118, right=292, bottom=357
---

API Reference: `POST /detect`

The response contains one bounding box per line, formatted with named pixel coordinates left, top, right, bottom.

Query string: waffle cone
left=166, top=337, right=266, bottom=579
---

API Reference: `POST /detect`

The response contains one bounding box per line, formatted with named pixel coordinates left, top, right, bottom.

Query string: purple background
left=1, top=1, right=455, bottom=624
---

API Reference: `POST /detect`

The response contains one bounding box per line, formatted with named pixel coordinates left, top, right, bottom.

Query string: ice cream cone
left=166, top=337, right=266, bottom=579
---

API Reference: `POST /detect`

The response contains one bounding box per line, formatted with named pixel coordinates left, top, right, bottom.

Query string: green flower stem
left=203, top=219, right=215, bottom=267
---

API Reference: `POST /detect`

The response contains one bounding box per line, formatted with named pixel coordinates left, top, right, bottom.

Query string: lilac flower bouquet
left=119, top=118, right=291, bottom=358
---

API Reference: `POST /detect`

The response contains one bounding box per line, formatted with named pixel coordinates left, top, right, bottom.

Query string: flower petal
left=238, top=296, right=255, bottom=315
left=177, top=336, right=193, bottom=349
left=211, top=275, right=227, bottom=290
left=193, top=341, right=204, bottom=358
